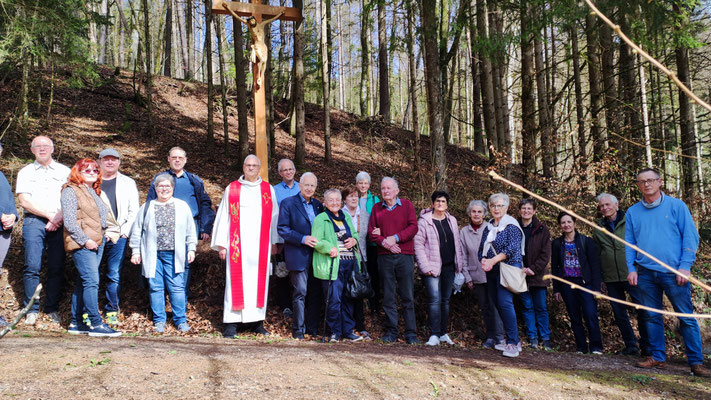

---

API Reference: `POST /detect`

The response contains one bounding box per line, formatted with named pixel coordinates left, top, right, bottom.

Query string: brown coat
left=64, top=184, right=103, bottom=252
left=519, top=216, right=552, bottom=287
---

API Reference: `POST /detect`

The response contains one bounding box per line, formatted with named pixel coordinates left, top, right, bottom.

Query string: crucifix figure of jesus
left=213, top=0, right=302, bottom=181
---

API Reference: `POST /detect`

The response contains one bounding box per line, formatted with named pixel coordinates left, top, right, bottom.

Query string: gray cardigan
left=129, top=198, right=197, bottom=278
left=459, top=222, right=491, bottom=284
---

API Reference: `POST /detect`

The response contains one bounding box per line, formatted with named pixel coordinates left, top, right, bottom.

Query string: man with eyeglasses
left=15, top=136, right=71, bottom=325
left=625, top=168, right=709, bottom=377
left=146, top=146, right=215, bottom=298
left=97, top=148, right=139, bottom=326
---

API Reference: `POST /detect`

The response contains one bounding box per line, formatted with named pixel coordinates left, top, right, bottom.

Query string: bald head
left=30, top=136, right=55, bottom=166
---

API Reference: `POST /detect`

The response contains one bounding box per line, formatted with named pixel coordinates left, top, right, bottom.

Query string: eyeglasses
left=82, top=169, right=99, bottom=174
left=156, top=184, right=173, bottom=190
left=636, top=178, right=660, bottom=186
left=490, top=204, right=507, bottom=209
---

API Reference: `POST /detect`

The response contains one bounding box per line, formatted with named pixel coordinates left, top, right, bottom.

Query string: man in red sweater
left=368, top=177, right=419, bottom=344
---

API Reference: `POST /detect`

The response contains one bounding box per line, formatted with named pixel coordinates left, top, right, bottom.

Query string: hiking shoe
left=425, top=335, right=440, bottom=346
left=360, top=331, right=372, bottom=341
left=381, top=335, right=396, bottom=343
left=636, top=356, right=665, bottom=369
left=329, top=334, right=339, bottom=343
left=177, top=322, right=190, bottom=332
left=529, top=338, right=539, bottom=349
left=691, top=364, right=711, bottom=378
left=343, top=332, right=363, bottom=342
left=24, top=312, right=38, bottom=325
left=405, top=336, right=420, bottom=345
left=542, top=340, right=553, bottom=351
left=67, top=322, right=90, bottom=335
left=502, top=343, right=520, bottom=358
left=47, top=312, right=62, bottom=324
left=223, top=323, right=237, bottom=338
left=88, top=323, right=122, bottom=338
left=252, top=322, right=270, bottom=336
left=439, top=334, right=454, bottom=345
left=482, top=338, right=497, bottom=349
left=105, top=311, right=119, bottom=326
left=154, top=322, right=166, bottom=333
left=617, top=346, right=640, bottom=356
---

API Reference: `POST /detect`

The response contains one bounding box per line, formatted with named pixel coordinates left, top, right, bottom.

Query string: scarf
left=325, top=209, right=352, bottom=239
left=642, top=192, right=664, bottom=209
left=481, top=214, right=526, bottom=257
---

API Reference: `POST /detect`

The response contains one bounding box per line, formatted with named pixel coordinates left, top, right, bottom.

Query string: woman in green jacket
left=312, top=188, right=364, bottom=343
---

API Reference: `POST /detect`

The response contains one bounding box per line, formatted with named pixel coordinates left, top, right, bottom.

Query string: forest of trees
left=1, top=0, right=710, bottom=215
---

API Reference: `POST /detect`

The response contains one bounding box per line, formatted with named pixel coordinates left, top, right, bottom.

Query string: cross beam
left=212, top=1, right=302, bottom=22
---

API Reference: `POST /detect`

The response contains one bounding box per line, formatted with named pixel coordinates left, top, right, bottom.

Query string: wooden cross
left=214, top=0, right=302, bottom=182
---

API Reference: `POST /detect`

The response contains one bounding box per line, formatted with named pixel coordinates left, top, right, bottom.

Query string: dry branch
left=0, top=284, right=42, bottom=339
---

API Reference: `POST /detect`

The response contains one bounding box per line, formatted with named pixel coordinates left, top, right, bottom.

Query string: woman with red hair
left=62, top=158, right=121, bottom=337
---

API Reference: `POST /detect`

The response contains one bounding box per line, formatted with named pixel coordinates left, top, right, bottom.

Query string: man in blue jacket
left=277, top=172, right=323, bottom=339
left=146, top=146, right=215, bottom=298
left=626, top=168, right=709, bottom=377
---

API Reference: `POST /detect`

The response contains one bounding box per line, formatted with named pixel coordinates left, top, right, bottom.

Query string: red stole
left=227, top=179, right=273, bottom=311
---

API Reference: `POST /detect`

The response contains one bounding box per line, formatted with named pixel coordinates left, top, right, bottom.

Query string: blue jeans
left=486, top=265, right=519, bottom=345
left=22, top=215, right=66, bottom=313
left=379, top=254, right=417, bottom=338
left=520, top=286, right=551, bottom=341
left=102, top=237, right=127, bottom=312
left=149, top=251, right=186, bottom=325
left=321, top=258, right=356, bottom=338
left=423, top=263, right=455, bottom=337
left=559, top=278, right=602, bottom=353
left=290, top=269, right=308, bottom=335
left=70, top=244, right=105, bottom=327
left=606, top=281, right=647, bottom=350
left=636, top=267, right=703, bottom=365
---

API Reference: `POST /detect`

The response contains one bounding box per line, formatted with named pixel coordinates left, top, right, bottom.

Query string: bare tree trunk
left=215, top=17, right=229, bottom=156
left=231, top=19, right=250, bottom=161
left=204, top=0, right=214, bottom=146
left=163, top=0, right=173, bottom=76
left=142, top=0, right=155, bottom=138
left=600, top=14, right=619, bottom=150
left=489, top=0, right=507, bottom=153
left=377, top=0, right=390, bottom=122
left=359, top=0, right=371, bottom=116
left=585, top=13, right=604, bottom=164
left=406, top=0, right=420, bottom=169
left=571, top=25, right=587, bottom=187
left=421, top=0, right=446, bottom=190
left=467, top=6, right=484, bottom=153
left=638, top=54, right=652, bottom=167
left=520, top=0, right=536, bottom=185
left=320, top=0, right=332, bottom=162
left=336, top=1, right=345, bottom=110
left=476, top=0, right=497, bottom=158
left=186, top=0, right=194, bottom=80
left=264, top=0, right=274, bottom=162
left=674, top=23, right=697, bottom=200
left=293, top=0, right=306, bottom=167
left=98, top=0, right=109, bottom=64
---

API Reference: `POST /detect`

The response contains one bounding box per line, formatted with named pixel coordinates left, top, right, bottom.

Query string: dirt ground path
left=0, top=332, right=708, bottom=399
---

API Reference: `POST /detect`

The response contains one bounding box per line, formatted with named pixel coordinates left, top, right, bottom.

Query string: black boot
left=252, top=321, right=269, bottom=335
left=223, top=323, right=237, bottom=338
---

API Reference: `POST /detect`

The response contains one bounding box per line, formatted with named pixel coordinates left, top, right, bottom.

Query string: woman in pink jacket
left=414, top=191, right=466, bottom=346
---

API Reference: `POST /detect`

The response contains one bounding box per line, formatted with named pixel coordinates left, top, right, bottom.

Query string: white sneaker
left=425, top=335, right=440, bottom=346
left=517, top=341, right=522, bottom=352
left=502, top=343, right=520, bottom=358
left=494, top=341, right=507, bottom=351
left=47, top=312, right=61, bottom=324
left=439, top=334, right=454, bottom=345
left=24, top=312, right=38, bottom=325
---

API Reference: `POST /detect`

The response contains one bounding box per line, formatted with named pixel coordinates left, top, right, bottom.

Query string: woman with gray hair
left=130, top=174, right=197, bottom=333
left=460, top=199, right=504, bottom=349
left=355, top=171, right=381, bottom=314
left=478, top=193, right=525, bottom=357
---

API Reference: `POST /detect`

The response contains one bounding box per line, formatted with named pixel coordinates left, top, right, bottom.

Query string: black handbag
left=345, top=245, right=374, bottom=300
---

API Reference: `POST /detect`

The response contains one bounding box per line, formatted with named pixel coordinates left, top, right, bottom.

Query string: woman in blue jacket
left=551, top=211, right=603, bottom=354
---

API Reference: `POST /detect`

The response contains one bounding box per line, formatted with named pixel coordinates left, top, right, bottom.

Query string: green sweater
left=311, top=212, right=362, bottom=280
left=592, top=214, right=628, bottom=283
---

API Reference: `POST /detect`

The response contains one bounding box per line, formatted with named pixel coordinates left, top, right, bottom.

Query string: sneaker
left=329, top=334, right=339, bottom=343
left=105, top=311, right=119, bottom=326
left=426, top=335, right=440, bottom=346
left=24, top=312, right=38, bottom=325
left=542, top=340, right=553, bottom=351
left=343, top=332, right=363, bottom=342
left=359, top=331, right=373, bottom=341
left=617, top=346, right=640, bottom=356
left=635, top=356, right=665, bottom=369
left=502, top=343, right=520, bottom=358
left=282, top=308, right=293, bottom=318
left=177, top=322, right=190, bottom=332
left=439, top=334, right=454, bottom=345
left=67, top=322, right=90, bottom=335
left=482, top=338, right=497, bottom=349
left=690, top=364, right=711, bottom=378
left=381, top=335, right=396, bottom=343
left=47, top=312, right=62, bottom=324
left=88, top=323, right=122, bottom=337
left=252, top=322, right=270, bottom=335
left=529, top=338, right=539, bottom=349
left=82, top=313, right=91, bottom=327
left=223, top=323, right=237, bottom=338
left=405, top=336, right=420, bottom=345
left=494, top=341, right=507, bottom=351
left=154, top=322, right=166, bottom=333
left=591, top=349, right=603, bottom=355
